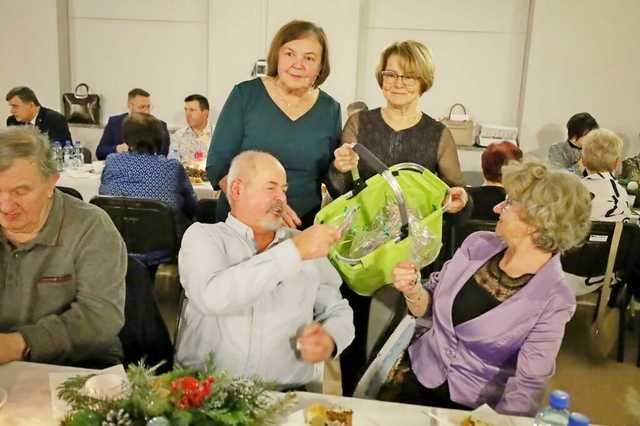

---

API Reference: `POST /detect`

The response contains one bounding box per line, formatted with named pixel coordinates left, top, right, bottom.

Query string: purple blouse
left=409, top=231, right=575, bottom=416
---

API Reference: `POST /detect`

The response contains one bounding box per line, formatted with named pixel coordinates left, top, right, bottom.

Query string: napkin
left=49, top=364, right=126, bottom=420
left=430, top=404, right=516, bottom=426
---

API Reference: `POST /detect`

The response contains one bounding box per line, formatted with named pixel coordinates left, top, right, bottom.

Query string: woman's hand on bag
left=445, top=187, right=468, bottom=214
left=392, top=261, right=419, bottom=296
left=333, top=144, right=359, bottom=173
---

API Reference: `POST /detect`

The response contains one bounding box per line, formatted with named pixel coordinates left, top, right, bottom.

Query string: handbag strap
left=74, top=83, right=90, bottom=98
left=596, top=221, right=623, bottom=319
left=448, top=103, right=467, bottom=119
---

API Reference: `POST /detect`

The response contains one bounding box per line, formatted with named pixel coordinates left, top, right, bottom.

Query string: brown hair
left=266, top=20, right=330, bottom=88
left=5, top=86, right=40, bottom=106
left=376, top=40, right=435, bottom=95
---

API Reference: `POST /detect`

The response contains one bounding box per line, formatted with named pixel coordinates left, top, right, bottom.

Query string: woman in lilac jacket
left=387, top=160, right=592, bottom=416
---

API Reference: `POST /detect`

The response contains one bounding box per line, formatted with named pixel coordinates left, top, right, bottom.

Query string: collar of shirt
left=225, top=213, right=293, bottom=253
left=28, top=107, right=41, bottom=126
left=0, top=190, right=63, bottom=251
left=177, top=121, right=212, bottom=139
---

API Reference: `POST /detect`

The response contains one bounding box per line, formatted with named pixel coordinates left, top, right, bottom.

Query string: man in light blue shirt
left=175, top=150, right=354, bottom=388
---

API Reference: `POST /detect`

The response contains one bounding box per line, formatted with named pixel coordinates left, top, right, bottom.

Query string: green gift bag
left=316, top=144, right=449, bottom=296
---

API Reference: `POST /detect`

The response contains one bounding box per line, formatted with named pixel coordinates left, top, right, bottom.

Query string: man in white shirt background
left=168, top=94, right=212, bottom=170
left=175, top=150, right=354, bottom=389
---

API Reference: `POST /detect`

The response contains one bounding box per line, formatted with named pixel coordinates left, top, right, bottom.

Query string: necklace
left=381, top=107, right=422, bottom=128
left=273, top=78, right=309, bottom=110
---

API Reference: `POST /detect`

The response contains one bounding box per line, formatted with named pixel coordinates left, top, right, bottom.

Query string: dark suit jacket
left=96, top=112, right=170, bottom=160
left=6, top=106, right=71, bottom=143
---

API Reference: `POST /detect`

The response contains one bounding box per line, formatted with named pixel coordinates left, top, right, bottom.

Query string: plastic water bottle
left=567, top=412, right=590, bottom=426
left=73, top=140, right=84, bottom=168
left=533, top=390, right=571, bottom=426
left=63, top=141, right=75, bottom=169
left=52, top=141, right=64, bottom=172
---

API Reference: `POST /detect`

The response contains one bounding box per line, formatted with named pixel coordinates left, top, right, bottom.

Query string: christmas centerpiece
left=57, top=361, right=294, bottom=426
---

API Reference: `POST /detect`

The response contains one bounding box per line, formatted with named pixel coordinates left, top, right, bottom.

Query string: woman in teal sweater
left=206, top=20, right=341, bottom=228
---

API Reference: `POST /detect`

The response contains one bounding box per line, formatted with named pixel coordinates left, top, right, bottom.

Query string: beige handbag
left=440, top=103, right=475, bottom=146
left=588, top=221, right=623, bottom=359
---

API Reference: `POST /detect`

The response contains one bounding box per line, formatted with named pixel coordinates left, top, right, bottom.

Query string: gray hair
left=226, top=150, right=282, bottom=193
left=0, top=126, right=58, bottom=178
left=502, top=160, right=591, bottom=253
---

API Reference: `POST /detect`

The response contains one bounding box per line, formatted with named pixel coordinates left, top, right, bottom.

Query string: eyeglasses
left=502, top=196, right=515, bottom=210
left=381, top=70, right=418, bottom=88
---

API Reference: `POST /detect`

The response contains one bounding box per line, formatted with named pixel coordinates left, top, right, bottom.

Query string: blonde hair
left=581, top=129, right=623, bottom=173
left=502, top=160, right=591, bottom=253
left=376, top=40, right=435, bottom=95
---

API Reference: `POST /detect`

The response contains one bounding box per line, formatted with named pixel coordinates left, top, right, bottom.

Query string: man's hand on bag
left=297, top=323, right=336, bottom=363
left=333, top=144, right=359, bottom=173
left=445, top=187, right=468, bottom=214
left=292, top=224, right=341, bottom=260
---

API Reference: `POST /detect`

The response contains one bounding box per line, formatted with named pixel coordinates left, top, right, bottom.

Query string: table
left=0, top=361, right=537, bottom=426
left=56, top=169, right=218, bottom=202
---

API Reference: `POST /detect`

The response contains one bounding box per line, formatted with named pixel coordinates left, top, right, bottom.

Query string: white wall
left=209, top=0, right=360, bottom=120
left=358, top=0, right=530, bottom=126
left=3, top=0, right=640, bottom=166
left=0, top=0, right=64, bottom=116
left=520, top=0, right=640, bottom=156
left=68, top=0, right=209, bottom=127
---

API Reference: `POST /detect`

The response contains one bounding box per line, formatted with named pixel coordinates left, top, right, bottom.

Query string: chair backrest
left=195, top=198, right=218, bottom=224
left=119, top=255, right=173, bottom=372
left=445, top=218, right=498, bottom=260
left=365, top=285, right=407, bottom=363
left=56, top=186, right=83, bottom=200
left=90, top=196, right=178, bottom=260
left=561, top=221, right=637, bottom=278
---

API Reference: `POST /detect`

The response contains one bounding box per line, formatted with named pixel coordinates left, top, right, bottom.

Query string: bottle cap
left=568, top=412, right=590, bottom=426
left=549, top=390, right=570, bottom=410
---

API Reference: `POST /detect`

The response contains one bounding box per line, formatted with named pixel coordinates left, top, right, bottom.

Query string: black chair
left=56, top=186, right=83, bottom=200
left=561, top=221, right=640, bottom=364
left=90, top=196, right=178, bottom=265
left=444, top=218, right=497, bottom=261
left=195, top=198, right=218, bottom=224
left=119, top=255, right=173, bottom=373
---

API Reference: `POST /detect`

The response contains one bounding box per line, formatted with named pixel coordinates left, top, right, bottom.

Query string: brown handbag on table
left=440, top=103, right=475, bottom=146
left=63, top=83, right=101, bottom=125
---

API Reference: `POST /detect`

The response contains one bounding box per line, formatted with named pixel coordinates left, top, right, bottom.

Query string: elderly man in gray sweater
left=0, top=126, right=126, bottom=367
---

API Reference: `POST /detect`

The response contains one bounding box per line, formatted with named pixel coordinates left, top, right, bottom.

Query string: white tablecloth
left=56, top=170, right=218, bottom=202
left=0, top=361, right=538, bottom=426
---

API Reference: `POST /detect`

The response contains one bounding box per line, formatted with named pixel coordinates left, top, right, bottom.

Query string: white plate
left=281, top=408, right=380, bottom=426
left=0, top=387, right=7, bottom=409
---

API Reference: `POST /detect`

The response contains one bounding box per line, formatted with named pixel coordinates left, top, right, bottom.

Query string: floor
left=154, top=268, right=640, bottom=426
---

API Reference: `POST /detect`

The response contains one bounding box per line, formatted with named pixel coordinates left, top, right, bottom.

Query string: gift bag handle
left=74, top=83, right=90, bottom=99
left=350, top=143, right=410, bottom=240
left=447, top=103, right=467, bottom=119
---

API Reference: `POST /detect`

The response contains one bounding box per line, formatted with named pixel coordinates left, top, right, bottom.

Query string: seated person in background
left=548, top=112, right=598, bottom=174
left=346, top=100, right=368, bottom=118
left=467, top=141, right=523, bottom=220
left=96, top=88, right=170, bottom=160
left=99, top=112, right=197, bottom=240
left=387, top=160, right=591, bottom=416
left=175, top=151, right=354, bottom=389
left=581, top=128, right=631, bottom=221
left=0, top=127, right=126, bottom=367
left=168, top=94, right=212, bottom=170
left=5, top=86, right=71, bottom=143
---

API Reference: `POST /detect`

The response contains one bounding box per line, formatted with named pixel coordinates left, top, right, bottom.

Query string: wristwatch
left=22, top=345, right=31, bottom=361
